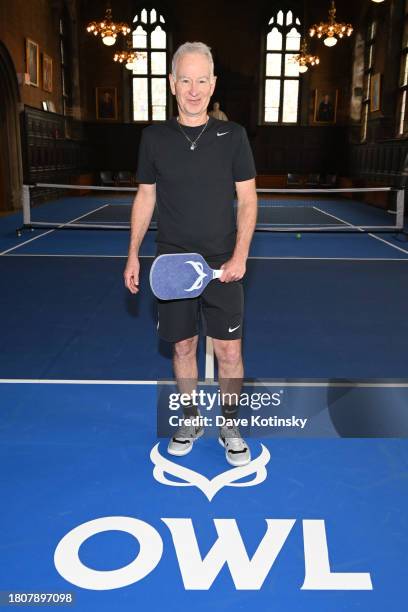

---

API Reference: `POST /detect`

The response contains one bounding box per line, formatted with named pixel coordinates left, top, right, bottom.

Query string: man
left=124, top=42, right=257, bottom=466
left=209, top=101, right=228, bottom=121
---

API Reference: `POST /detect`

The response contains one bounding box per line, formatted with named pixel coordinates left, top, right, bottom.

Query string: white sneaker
left=219, top=425, right=251, bottom=466
left=167, top=418, right=204, bottom=456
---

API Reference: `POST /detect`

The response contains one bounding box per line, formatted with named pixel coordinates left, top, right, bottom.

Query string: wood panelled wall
left=350, top=142, right=408, bottom=185
left=22, top=106, right=83, bottom=183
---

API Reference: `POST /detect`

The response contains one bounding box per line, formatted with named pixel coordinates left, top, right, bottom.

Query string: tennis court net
left=19, top=183, right=405, bottom=234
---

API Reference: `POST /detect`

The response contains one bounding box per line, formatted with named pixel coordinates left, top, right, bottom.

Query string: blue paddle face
left=150, top=253, right=214, bottom=300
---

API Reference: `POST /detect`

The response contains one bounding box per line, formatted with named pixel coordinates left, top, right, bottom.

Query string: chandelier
left=293, top=39, right=320, bottom=73
left=114, top=40, right=145, bottom=70
left=309, top=1, right=353, bottom=47
left=86, top=6, right=130, bottom=47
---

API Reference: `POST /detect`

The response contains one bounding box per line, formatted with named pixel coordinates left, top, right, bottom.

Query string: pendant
left=190, top=143, right=196, bottom=150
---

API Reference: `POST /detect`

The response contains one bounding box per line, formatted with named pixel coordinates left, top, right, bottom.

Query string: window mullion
left=280, top=27, right=286, bottom=123
left=147, top=30, right=152, bottom=122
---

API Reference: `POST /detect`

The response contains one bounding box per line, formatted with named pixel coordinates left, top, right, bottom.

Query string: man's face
left=169, top=52, right=216, bottom=118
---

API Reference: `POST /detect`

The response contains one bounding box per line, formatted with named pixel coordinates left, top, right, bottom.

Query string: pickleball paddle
left=149, top=253, right=222, bottom=300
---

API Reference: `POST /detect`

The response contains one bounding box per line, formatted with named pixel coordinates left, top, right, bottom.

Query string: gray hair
left=171, top=42, right=214, bottom=79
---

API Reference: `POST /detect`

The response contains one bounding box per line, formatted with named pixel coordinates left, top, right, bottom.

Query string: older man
left=124, top=41, right=257, bottom=466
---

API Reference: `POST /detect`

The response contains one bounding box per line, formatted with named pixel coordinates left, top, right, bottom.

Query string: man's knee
left=213, top=339, right=242, bottom=366
left=173, top=336, right=198, bottom=359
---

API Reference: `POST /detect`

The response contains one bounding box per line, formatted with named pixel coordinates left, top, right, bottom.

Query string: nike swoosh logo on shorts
left=217, top=131, right=229, bottom=136
left=229, top=325, right=240, bottom=333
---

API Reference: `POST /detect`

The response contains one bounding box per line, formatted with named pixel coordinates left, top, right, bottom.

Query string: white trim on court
left=1, top=379, right=408, bottom=388
left=257, top=187, right=395, bottom=193
left=0, top=205, right=109, bottom=256
left=313, top=206, right=408, bottom=255
left=366, top=232, right=408, bottom=255
left=0, top=378, right=157, bottom=385
left=2, top=254, right=408, bottom=261
left=35, top=182, right=138, bottom=192
left=205, top=337, right=215, bottom=381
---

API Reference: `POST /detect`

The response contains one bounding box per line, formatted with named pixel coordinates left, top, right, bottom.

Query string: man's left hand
left=219, top=256, right=247, bottom=282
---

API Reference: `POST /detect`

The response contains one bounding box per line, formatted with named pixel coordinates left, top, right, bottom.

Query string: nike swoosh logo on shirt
left=217, top=131, right=230, bottom=136
left=228, top=325, right=240, bottom=333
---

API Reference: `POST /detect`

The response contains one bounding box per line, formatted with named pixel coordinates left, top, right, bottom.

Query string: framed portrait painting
left=313, top=89, right=338, bottom=124
left=370, top=73, right=381, bottom=112
left=26, top=39, right=39, bottom=87
left=96, top=87, right=118, bottom=120
left=43, top=54, right=53, bottom=93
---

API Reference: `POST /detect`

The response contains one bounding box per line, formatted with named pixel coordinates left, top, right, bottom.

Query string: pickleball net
left=19, top=183, right=405, bottom=234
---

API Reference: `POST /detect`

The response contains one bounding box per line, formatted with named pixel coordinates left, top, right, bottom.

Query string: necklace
left=177, top=117, right=209, bottom=150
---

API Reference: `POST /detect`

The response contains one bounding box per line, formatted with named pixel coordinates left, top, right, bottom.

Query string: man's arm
left=123, top=183, right=156, bottom=294
left=220, top=178, right=257, bottom=282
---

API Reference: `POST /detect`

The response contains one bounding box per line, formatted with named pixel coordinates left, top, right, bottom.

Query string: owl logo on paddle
left=150, top=443, right=270, bottom=501
left=184, top=260, right=208, bottom=293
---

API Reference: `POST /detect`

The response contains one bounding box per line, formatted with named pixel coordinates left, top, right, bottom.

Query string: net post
left=396, top=189, right=405, bottom=230
left=22, top=184, right=31, bottom=227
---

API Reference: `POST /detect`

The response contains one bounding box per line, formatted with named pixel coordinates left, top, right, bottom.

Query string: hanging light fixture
left=371, top=1, right=385, bottom=3
left=309, top=1, right=353, bottom=47
left=86, top=5, right=130, bottom=47
left=114, top=39, right=145, bottom=70
left=293, top=38, right=320, bottom=73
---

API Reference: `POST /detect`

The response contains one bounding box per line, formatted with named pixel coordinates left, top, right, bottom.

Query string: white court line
left=0, top=205, right=109, bottom=256
left=313, top=206, right=408, bottom=255
left=366, top=232, right=408, bottom=255
left=3, top=254, right=408, bottom=261
left=35, top=182, right=137, bottom=192
left=0, top=228, right=56, bottom=255
left=258, top=187, right=394, bottom=193
left=0, top=378, right=157, bottom=385
left=313, top=205, right=365, bottom=229
left=1, top=379, right=408, bottom=388
left=205, top=337, right=215, bottom=381
left=3, top=253, right=128, bottom=258
left=248, top=256, right=408, bottom=261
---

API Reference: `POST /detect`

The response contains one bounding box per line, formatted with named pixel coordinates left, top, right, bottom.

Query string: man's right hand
left=124, top=256, right=140, bottom=294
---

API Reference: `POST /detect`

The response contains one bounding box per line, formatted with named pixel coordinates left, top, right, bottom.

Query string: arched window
left=263, top=9, right=301, bottom=123
left=59, top=7, right=73, bottom=115
left=361, top=20, right=376, bottom=141
left=132, top=7, right=168, bottom=121
left=397, top=0, right=408, bottom=135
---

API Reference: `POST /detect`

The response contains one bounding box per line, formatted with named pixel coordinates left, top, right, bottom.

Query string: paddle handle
left=213, top=269, right=222, bottom=279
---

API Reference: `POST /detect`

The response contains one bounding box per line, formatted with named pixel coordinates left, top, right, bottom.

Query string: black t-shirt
left=136, top=116, right=256, bottom=259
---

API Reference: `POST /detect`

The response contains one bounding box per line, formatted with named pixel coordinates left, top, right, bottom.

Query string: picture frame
left=96, top=87, right=118, bottom=120
left=313, top=89, right=338, bottom=124
left=370, top=73, right=381, bottom=112
left=43, top=54, right=53, bottom=93
left=26, top=39, right=39, bottom=87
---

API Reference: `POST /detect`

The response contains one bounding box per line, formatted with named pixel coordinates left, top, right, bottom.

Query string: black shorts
left=156, top=257, right=244, bottom=343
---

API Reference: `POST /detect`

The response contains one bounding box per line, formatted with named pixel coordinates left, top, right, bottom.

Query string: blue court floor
left=1, top=205, right=408, bottom=611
